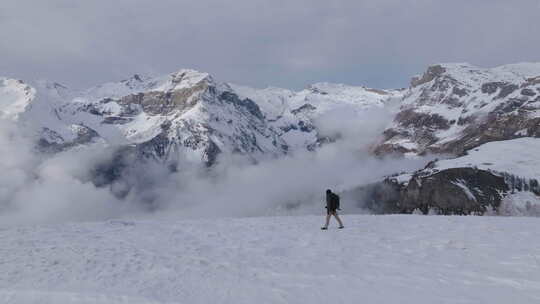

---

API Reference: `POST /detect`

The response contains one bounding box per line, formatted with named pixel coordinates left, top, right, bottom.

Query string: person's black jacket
left=326, top=192, right=340, bottom=211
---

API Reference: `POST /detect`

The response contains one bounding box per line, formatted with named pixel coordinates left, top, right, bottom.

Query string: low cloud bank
left=0, top=121, right=140, bottom=226
left=0, top=105, right=430, bottom=226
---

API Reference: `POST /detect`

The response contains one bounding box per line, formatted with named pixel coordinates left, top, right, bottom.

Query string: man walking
left=321, top=189, right=344, bottom=230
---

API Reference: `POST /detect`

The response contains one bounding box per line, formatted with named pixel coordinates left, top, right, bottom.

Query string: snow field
left=2, top=215, right=540, bottom=304
left=435, top=137, right=540, bottom=180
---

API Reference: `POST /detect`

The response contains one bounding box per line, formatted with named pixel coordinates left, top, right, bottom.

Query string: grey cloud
left=0, top=0, right=539, bottom=89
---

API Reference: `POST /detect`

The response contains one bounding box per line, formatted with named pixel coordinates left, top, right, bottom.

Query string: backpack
left=333, top=193, right=340, bottom=210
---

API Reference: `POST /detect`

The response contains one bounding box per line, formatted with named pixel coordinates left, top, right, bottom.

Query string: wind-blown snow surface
left=2, top=215, right=540, bottom=304
left=499, top=191, right=540, bottom=216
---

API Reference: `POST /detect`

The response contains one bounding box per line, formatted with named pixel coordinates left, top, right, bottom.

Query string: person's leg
left=333, top=212, right=344, bottom=228
left=323, top=213, right=331, bottom=228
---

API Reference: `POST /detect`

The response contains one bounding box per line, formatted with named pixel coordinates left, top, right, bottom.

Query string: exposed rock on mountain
left=399, top=167, right=508, bottom=214
left=377, top=63, right=540, bottom=156
left=2, top=63, right=540, bottom=212
left=2, top=70, right=293, bottom=166
left=38, top=125, right=101, bottom=153
left=365, top=138, right=540, bottom=215
left=231, top=82, right=402, bottom=151
left=2, top=69, right=402, bottom=167
left=351, top=167, right=509, bottom=215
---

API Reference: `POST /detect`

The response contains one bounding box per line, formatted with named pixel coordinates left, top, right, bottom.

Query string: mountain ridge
left=0, top=67, right=402, bottom=166
left=2, top=63, right=539, bottom=215
left=376, top=62, right=540, bottom=156
left=3, top=62, right=540, bottom=164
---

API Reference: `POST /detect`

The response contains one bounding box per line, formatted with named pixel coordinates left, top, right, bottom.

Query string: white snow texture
left=2, top=215, right=540, bottom=304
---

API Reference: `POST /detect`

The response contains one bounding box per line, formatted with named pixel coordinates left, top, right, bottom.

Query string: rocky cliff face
left=2, top=70, right=292, bottom=167
left=364, top=138, right=540, bottom=215
left=350, top=167, right=509, bottom=215
left=1, top=69, right=400, bottom=168
left=399, top=167, right=508, bottom=214
left=370, top=63, right=540, bottom=215
left=376, top=63, right=540, bottom=156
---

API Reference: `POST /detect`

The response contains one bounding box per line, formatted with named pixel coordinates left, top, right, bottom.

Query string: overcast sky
left=1, top=0, right=539, bottom=90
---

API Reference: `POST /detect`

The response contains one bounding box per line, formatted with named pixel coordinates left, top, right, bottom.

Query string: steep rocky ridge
left=1, top=69, right=402, bottom=169
left=376, top=63, right=540, bottom=156
left=2, top=70, right=290, bottom=166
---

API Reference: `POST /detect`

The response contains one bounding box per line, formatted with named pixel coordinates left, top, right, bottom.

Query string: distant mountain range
left=0, top=69, right=400, bottom=166
left=2, top=63, right=539, bottom=214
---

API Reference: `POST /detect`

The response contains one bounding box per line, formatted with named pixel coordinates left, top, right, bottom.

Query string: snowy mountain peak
left=1, top=68, right=289, bottom=165
left=119, top=74, right=150, bottom=89
left=79, top=68, right=215, bottom=103
left=5, top=62, right=538, bottom=167
left=2, top=65, right=406, bottom=167
left=152, top=69, right=214, bottom=92
left=411, top=62, right=540, bottom=89
left=378, top=62, right=540, bottom=156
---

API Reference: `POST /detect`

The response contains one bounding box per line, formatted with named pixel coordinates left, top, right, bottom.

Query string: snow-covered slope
left=2, top=215, right=540, bottom=304
left=377, top=63, right=540, bottom=156
left=232, top=82, right=401, bottom=118
left=0, top=78, right=35, bottom=120
left=378, top=137, right=540, bottom=216
left=55, top=70, right=289, bottom=165
left=1, top=70, right=292, bottom=165
left=0, top=77, right=95, bottom=147
left=434, top=137, right=540, bottom=180
left=1, top=69, right=402, bottom=166
left=231, top=83, right=403, bottom=150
